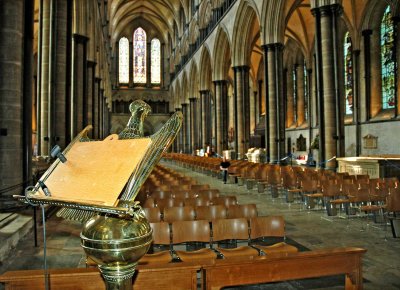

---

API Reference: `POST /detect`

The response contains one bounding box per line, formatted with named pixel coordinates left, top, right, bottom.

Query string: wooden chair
left=191, top=184, right=210, bottom=191
left=139, top=222, right=172, bottom=265
left=211, top=196, right=238, bottom=207
left=211, top=218, right=259, bottom=258
left=172, top=190, right=197, bottom=199
left=227, top=204, right=258, bottom=219
left=386, top=187, right=400, bottom=237
left=196, top=189, right=220, bottom=200
left=142, top=198, right=155, bottom=208
left=163, top=206, right=196, bottom=223
left=172, top=220, right=217, bottom=262
left=143, top=207, right=162, bottom=223
left=195, top=205, right=227, bottom=221
left=149, top=190, right=172, bottom=200
left=184, top=197, right=211, bottom=207
left=155, top=198, right=184, bottom=211
left=249, top=216, right=298, bottom=256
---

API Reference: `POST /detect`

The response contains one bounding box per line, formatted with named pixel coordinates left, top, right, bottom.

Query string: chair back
left=212, top=218, right=250, bottom=242
left=250, top=216, right=285, bottom=239
left=171, top=220, right=211, bottom=243
left=196, top=205, right=227, bottom=221
left=163, top=206, right=196, bottom=223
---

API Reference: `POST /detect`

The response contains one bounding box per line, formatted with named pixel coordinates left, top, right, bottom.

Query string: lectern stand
left=14, top=111, right=183, bottom=290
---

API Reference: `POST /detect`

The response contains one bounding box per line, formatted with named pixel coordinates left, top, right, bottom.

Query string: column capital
left=362, top=29, right=372, bottom=37
left=213, top=79, right=228, bottom=85
left=175, top=108, right=181, bottom=111
left=199, top=89, right=209, bottom=94
left=181, top=103, right=188, bottom=107
left=232, top=65, right=250, bottom=72
left=73, top=33, right=89, bottom=43
left=262, top=43, right=284, bottom=52
left=189, top=97, right=197, bottom=101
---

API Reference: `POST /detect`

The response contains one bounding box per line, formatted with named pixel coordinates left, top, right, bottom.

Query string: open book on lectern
left=15, top=111, right=182, bottom=221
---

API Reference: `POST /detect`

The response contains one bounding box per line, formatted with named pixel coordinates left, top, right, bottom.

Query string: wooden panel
left=203, top=247, right=366, bottom=290
left=36, top=138, right=151, bottom=207
left=0, top=263, right=199, bottom=290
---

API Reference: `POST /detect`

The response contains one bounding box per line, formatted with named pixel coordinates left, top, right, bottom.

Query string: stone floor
left=1, top=160, right=400, bottom=290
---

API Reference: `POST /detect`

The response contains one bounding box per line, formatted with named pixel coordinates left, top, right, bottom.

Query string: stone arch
left=199, top=46, right=213, bottom=91
left=213, top=26, right=232, bottom=81
left=181, top=72, right=189, bottom=104
left=261, top=0, right=285, bottom=45
left=189, top=61, right=199, bottom=98
left=231, top=1, right=261, bottom=66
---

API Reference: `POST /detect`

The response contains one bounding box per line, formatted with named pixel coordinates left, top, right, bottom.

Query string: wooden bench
left=202, top=247, right=367, bottom=290
left=0, top=262, right=200, bottom=290
left=0, top=247, right=366, bottom=290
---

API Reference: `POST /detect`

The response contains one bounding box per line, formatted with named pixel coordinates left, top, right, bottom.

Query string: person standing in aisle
left=220, top=157, right=231, bottom=184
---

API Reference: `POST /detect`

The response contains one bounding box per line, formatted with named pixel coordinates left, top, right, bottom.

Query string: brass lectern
left=14, top=107, right=183, bottom=290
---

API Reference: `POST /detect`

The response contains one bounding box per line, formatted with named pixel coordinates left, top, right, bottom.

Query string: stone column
left=181, top=103, right=189, bottom=153
left=286, top=67, right=294, bottom=128
left=189, top=97, right=197, bottom=153
left=233, top=66, right=250, bottom=158
left=72, top=34, right=88, bottom=136
left=129, top=41, right=133, bottom=88
left=297, top=64, right=305, bottom=126
left=200, top=90, right=211, bottom=148
left=353, top=50, right=361, bottom=156
left=214, top=80, right=222, bottom=155
left=262, top=45, right=270, bottom=161
left=221, top=81, right=228, bottom=151
left=319, top=5, right=342, bottom=169
left=252, top=91, right=257, bottom=133
left=39, top=0, right=51, bottom=155
left=265, top=44, right=285, bottom=164
left=87, top=61, right=96, bottom=138
left=93, top=77, right=101, bottom=139
left=176, top=108, right=182, bottom=152
left=0, top=0, right=24, bottom=200
left=362, top=30, right=372, bottom=121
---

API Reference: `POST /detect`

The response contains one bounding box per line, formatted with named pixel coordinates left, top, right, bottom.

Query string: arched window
left=344, top=32, right=353, bottom=114
left=151, top=38, right=161, bottom=84
left=118, top=37, right=129, bottom=84
left=380, top=6, right=395, bottom=109
left=293, top=66, right=297, bottom=124
left=133, top=27, right=147, bottom=84
left=304, top=62, right=308, bottom=121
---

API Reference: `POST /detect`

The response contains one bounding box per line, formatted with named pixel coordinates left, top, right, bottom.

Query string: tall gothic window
left=118, top=37, right=129, bottom=84
left=151, top=38, right=161, bottom=84
left=381, top=5, right=395, bottom=109
left=293, top=67, right=297, bottom=124
left=133, top=27, right=147, bottom=84
left=344, top=32, right=353, bottom=114
left=304, top=62, right=308, bottom=121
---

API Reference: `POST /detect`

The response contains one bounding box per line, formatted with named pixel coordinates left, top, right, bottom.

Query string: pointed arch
left=231, top=1, right=260, bottom=66
left=189, top=61, right=199, bottom=99
left=213, top=27, right=232, bottom=80
left=199, top=46, right=212, bottom=90
left=261, top=0, right=285, bottom=45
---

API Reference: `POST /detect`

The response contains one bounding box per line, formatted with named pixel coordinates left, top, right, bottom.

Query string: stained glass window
left=151, top=38, right=161, bottom=84
left=133, top=27, right=147, bottom=84
left=293, top=66, right=297, bottom=124
left=381, top=6, right=395, bottom=109
left=344, top=32, right=353, bottom=114
left=118, top=37, right=129, bottom=84
left=304, top=63, right=308, bottom=121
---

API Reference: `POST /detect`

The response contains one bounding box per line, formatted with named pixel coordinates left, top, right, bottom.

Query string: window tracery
left=118, top=37, right=129, bottom=84
left=344, top=32, right=353, bottom=114
left=133, top=27, right=147, bottom=84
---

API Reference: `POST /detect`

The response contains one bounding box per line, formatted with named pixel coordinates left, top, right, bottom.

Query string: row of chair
left=140, top=216, right=298, bottom=265
left=143, top=195, right=239, bottom=210
left=147, top=188, right=220, bottom=200
left=143, top=204, right=258, bottom=223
